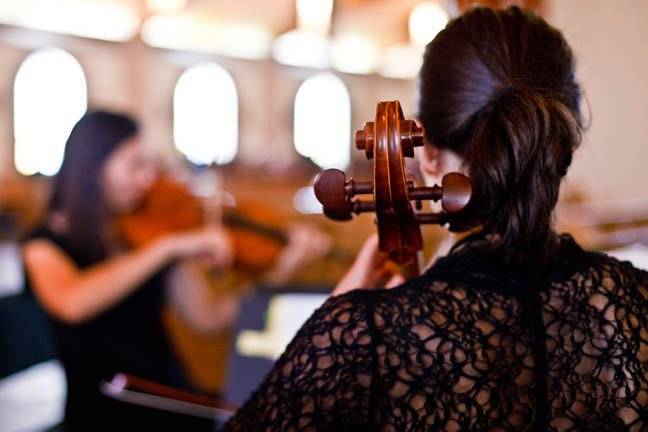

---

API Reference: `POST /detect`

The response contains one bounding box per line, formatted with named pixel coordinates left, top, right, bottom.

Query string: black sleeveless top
left=23, top=226, right=188, bottom=431
left=224, top=234, right=648, bottom=431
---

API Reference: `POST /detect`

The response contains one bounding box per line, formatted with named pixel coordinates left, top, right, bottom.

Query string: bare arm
left=332, top=234, right=405, bottom=297
left=23, top=227, right=232, bottom=324
left=166, top=261, right=239, bottom=334
left=262, top=223, right=332, bottom=285
left=23, top=238, right=173, bottom=324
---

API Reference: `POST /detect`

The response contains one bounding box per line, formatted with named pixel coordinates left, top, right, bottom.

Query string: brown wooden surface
left=314, top=100, right=472, bottom=275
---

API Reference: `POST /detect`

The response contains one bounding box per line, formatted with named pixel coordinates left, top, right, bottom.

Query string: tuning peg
left=313, top=169, right=353, bottom=220
left=314, top=169, right=376, bottom=221
left=400, top=120, right=426, bottom=158
left=355, top=122, right=375, bottom=160
left=440, top=172, right=472, bottom=213
left=407, top=172, right=472, bottom=213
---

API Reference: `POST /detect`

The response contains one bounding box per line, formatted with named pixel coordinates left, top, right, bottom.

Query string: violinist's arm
left=263, top=223, right=332, bottom=284
left=23, top=238, right=174, bottom=324
left=166, top=261, right=239, bottom=334
left=23, top=226, right=231, bottom=324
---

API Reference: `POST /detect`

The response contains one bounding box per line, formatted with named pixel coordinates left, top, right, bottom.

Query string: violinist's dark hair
left=50, top=110, right=138, bottom=263
left=418, top=6, right=582, bottom=268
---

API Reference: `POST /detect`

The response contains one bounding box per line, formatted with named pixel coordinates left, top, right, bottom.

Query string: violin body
left=119, top=176, right=287, bottom=274
left=118, top=177, right=203, bottom=247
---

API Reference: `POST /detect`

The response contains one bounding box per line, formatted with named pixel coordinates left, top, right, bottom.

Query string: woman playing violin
left=22, top=111, right=236, bottom=431
left=224, top=6, right=648, bottom=431
left=23, top=110, right=331, bottom=431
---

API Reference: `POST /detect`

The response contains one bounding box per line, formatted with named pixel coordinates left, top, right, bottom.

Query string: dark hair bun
left=418, top=6, right=582, bottom=268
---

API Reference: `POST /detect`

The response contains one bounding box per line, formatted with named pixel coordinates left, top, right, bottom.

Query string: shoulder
left=334, top=277, right=461, bottom=338
left=581, top=249, right=648, bottom=298
left=256, top=290, right=377, bottom=395
left=550, top=233, right=648, bottom=284
left=589, top=249, right=647, bottom=277
left=23, top=225, right=62, bottom=247
left=22, top=226, right=76, bottom=268
left=294, top=290, right=376, bottom=346
left=264, top=290, right=383, bottom=374
left=23, top=225, right=67, bottom=249
left=23, top=221, right=82, bottom=262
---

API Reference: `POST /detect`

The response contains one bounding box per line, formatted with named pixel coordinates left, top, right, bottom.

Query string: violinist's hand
left=264, top=223, right=332, bottom=284
left=284, top=223, right=332, bottom=264
left=331, top=234, right=406, bottom=297
left=162, top=226, right=233, bottom=269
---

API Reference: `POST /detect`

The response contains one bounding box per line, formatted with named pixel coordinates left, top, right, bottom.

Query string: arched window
left=294, top=73, right=350, bottom=169
left=14, top=48, right=87, bottom=176
left=173, top=63, right=238, bottom=165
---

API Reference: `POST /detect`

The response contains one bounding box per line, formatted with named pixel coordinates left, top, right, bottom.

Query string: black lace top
left=223, top=235, right=648, bottom=431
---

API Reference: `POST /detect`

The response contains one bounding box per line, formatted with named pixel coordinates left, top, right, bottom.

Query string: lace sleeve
left=223, top=291, right=376, bottom=431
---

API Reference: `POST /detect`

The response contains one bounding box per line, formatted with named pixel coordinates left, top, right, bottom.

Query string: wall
left=0, top=26, right=416, bottom=178
left=547, top=0, right=648, bottom=206
left=0, top=0, right=646, bottom=209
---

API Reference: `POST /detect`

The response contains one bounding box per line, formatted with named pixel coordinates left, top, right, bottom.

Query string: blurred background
left=0, top=0, right=646, bottom=431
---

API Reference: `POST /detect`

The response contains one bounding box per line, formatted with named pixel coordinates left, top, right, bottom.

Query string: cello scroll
left=314, top=100, right=472, bottom=274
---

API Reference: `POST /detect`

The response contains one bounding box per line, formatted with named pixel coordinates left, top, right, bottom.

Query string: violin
left=119, top=176, right=287, bottom=275
left=314, top=100, right=472, bottom=276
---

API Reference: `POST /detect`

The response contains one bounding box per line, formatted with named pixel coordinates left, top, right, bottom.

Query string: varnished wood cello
left=314, top=100, right=472, bottom=277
